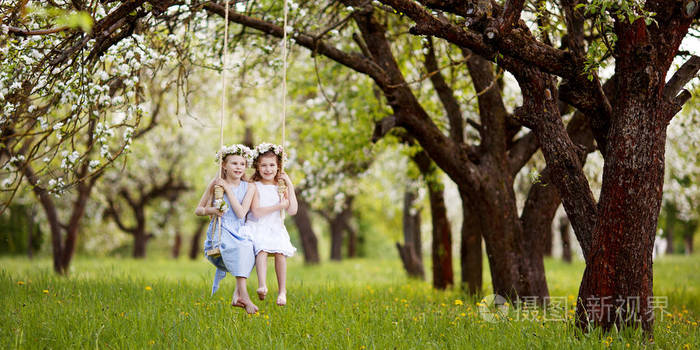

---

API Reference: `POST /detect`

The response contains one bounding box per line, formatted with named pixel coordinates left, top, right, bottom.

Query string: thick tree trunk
left=543, top=227, right=553, bottom=256
left=576, top=27, right=670, bottom=331
left=292, top=197, right=320, bottom=264
left=397, top=190, right=424, bottom=278
left=428, top=184, right=453, bottom=289
left=330, top=218, right=344, bottom=261
left=460, top=194, right=483, bottom=294
left=560, top=216, right=572, bottom=263
left=328, top=196, right=355, bottom=261
left=188, top=219, right=208, bottom=260
left=133, top=228, right=148, bottom=258
left=410, top=149, right=453, bottom=288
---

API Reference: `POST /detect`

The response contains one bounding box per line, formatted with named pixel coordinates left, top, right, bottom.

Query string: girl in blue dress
left=195, top=144, right=258, bottom=314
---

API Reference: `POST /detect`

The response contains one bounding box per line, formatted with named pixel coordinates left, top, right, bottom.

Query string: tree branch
left=663, top=55, right=700, bottom=100
left=424, top=37, right=464, bottom=144
left=203, top=2, right=388, bottom=85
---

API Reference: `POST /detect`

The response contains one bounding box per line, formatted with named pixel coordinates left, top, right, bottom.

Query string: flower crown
left=253, top=142, right=287, bottom=162
left=215, top=144, right=254, bottom=165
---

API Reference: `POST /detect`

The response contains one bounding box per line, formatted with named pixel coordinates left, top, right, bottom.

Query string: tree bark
left=560, top=216, right=572, bottom=263
left=685, top=234, right=694, bottom=255
left=460, top=194, right=483, bottom=294
left=172, top=231, right=182, bottom=259
left=410, top=148, right=453, bottom=289
left=664, top=205, right=675, bottom=254
left=329, top=217, right=345, bottom=261
left=292, top=196, right=320, bottom=264
left=188, top=219, right=208, bottom=260
left=397, top=190, right=425, bottom=278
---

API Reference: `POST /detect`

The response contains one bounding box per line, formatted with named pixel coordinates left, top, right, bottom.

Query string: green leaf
left=55, top=11, right=94, bottom=32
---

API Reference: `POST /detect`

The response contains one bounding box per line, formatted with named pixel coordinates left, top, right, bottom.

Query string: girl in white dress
left=244, top=143, right=297, bottom=306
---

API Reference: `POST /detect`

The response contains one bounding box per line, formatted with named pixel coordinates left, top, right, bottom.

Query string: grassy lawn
left=1, top=255, right=698, bottom=349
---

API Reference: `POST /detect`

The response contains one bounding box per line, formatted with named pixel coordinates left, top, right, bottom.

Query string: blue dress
left=203, top=181, right=255, bottom=295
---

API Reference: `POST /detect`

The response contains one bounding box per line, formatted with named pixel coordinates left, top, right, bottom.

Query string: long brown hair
left=251, top=150, right=282, bottom=182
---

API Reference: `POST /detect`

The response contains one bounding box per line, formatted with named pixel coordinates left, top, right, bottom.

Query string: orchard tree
left=374, top=0, right=700, bottom=333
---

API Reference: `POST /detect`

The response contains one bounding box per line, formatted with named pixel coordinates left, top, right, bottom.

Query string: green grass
left=1, top=255, right=699, bottom=349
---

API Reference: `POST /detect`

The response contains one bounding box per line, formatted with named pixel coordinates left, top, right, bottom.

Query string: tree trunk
left=133, top=229, right=148, bottom=258
left=410, top=148, right=453, bottom=289
left=133, top=211, right=148, bottom=258
left=575, top=37, right=669, bottom=332
left=428, top=183, right=453, bottom=289
left=560, top=216, right=572, bottom=263
left=292, top=196, right=320, bottom=264
left=543, top=227, right=553, bottom=256
left=347, top=223, right=357, bottom=258
left=685, top=234, right=694, bottom=255
left=26, top=206, right=34, bottom=259
left=460, top=195, right=483, bottom=294
left=172, top=231, right=182, bottom=259
left=397, top=190, right=424, bottom=278
left=330, top=217, right=344, bottom=261
left=188, top=219, right=208, bottom=260
left=665, top=205, right=675, bottom=254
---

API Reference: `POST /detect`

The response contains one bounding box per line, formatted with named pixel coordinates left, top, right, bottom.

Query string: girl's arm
left=282, top=172, right=298, bottom=216
left=250, top=189, right=288, bottom=218
left=222, top=183, right=248, bottom=219
left=194, top=179, right=221, bottom=217
left=240, top=182, right=256, bottom=213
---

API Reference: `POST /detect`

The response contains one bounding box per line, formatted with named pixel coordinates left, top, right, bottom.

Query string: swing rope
left=279, top=0, right=289, bottom=217
left=210, top=0, right=289, bottom=254
left=207, top=0, right=231, bottom=257
left=281, top=0, right=288, bottom=171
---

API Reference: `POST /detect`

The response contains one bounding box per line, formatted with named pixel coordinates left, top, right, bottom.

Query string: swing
left=206, top=0, right=289, bottom=257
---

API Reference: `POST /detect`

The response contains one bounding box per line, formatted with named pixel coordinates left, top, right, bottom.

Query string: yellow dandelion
left=145, top=286, right=152, bottom=291
left=454, top=299, right=463, bottom=306
left=683, top=344, right=690, bottom=350
left=692, top=322, right=697, bottom=327
left=148, top=340, right=155, bottom=345
left=460, top=313, right=466, bottom=317
left=17, top=281, right=25, bottom=286
left=42, top=289, right=49, bottom=294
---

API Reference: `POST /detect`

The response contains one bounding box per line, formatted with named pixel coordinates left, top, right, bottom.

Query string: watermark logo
left=477, top=294, right=511, bottom=322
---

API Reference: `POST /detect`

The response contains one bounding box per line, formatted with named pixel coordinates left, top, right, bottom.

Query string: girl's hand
left=208, top=207, right=224, bottom=217
left=280, top=198, right=290, bottom=209
left=214, top=178, right=226, bottom=188
left=280, top=171, right=292, bottom=185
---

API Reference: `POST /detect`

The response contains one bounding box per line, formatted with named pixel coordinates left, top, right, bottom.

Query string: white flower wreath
left=215, top=144, right=255, bottom=165
left=252, top=142, right=287, bottom=162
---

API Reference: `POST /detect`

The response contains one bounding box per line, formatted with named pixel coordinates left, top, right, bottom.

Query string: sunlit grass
left=1, top=255, right=698, bottom=349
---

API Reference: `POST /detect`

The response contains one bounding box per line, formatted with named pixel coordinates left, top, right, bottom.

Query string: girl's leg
left=255, top=252, right=268, bottom=300
left=234, top=277, right=258, bottom=314
left=274, top=254, right=287, bottom=306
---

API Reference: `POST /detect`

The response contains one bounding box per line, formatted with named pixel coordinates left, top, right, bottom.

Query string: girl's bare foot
left=276, top=292, right=286, bottom=306
left=256, top=286, right=268, bottom=300
left=231, top=291, right=245, bottom=308
left=238, top=297, right=259, bottom=314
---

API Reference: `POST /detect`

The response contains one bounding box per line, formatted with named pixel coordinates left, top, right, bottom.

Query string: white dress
left=243, top=181, right=296, bottom=257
